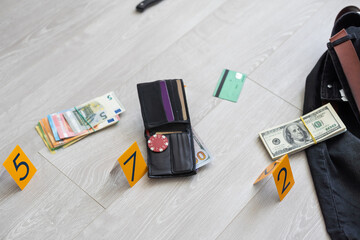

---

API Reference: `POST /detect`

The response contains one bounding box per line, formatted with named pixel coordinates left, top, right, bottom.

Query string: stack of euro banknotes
left=36, top=92, right=125, bottom=153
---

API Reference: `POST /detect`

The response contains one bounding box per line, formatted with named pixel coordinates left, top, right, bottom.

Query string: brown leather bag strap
left=330, top=29, right=360, bottom=113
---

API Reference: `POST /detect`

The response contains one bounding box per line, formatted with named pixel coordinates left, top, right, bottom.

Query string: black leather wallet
left=137, top=79, right=196, bottom=178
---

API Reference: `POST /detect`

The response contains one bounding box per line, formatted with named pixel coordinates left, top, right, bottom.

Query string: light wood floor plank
left=216, top=152, right=329, bottom=240
left=0, top=0, right=228, bottom=114
left=0, top=133, right=103, bottom=240
left=0, top=0, right=118, bottom=92
left=249, top=0, right=360, bottom=109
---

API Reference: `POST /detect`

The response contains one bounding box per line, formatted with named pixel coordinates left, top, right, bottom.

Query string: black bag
left=304, top=6, right=360, bottom=239
left=137, top=79, right=196, bottom=178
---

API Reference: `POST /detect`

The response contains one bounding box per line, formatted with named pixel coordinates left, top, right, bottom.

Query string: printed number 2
left=277, top=167, right=290, bottom=194
left=124, top=151, right=136, bottom=182
left=13, top=153, right=29, bottom=181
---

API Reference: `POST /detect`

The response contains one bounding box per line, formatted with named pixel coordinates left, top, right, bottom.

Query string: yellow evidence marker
left=118, top=142, right=148, bottom=187
left=254, top=154, right=295, bottom=201
left=3, top=145, right=37, bottom=190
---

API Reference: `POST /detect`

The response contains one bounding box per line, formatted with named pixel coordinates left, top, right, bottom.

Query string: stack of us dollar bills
left=36, top=92, right=125, bottom=153
left=259, top=103, right=347, bottom=159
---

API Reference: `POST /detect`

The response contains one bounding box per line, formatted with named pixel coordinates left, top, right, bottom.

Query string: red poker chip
left=148, top=134, right=168, bottom=152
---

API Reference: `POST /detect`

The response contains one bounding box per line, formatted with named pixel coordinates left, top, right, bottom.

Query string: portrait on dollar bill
left=283, top=122, right=312, bottom=147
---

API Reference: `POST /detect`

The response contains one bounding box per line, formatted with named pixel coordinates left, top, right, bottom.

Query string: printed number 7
left=277, top=167, right=290, bottom=194
left=124, top=151, right=136, bottom=182
left=13, top=153, right=29, bottom=181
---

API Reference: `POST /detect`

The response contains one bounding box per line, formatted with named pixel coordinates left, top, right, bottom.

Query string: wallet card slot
left=160, top=80, right=175, bottom=122
left=176, top=79, right=188, bottom=121
left=149, top=123, right=190, bottom=135
left=170, top=132, right=194, bottom=174
left=147, top=134, right=172, bottom=176
left=137, top=82, right=169, bottom=128
left=167, top=80, right=182, bottom=121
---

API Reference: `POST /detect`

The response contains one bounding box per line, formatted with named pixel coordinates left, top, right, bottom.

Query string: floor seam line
left=71, top=209, right=105, bottom=240
left=247, top=76, right=302, bottom=111
left=37, top=151, right=106, bottom=209
left=215, top=151, right=314, bottom=239
left=215, top=177, right=273, bottom=239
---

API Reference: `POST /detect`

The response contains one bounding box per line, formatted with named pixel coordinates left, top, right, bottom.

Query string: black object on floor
left=304, top=6, right=360, bottom=240
left=136, top=0, right=163, bottom=12
left=137, top=79, right=197, bottom=178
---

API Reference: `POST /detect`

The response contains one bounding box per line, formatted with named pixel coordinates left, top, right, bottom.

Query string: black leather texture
left=137, top=79, right=196, bottom=178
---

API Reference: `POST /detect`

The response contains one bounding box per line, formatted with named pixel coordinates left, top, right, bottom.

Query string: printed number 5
left=124, top=151, right=136, bottom=182
left=13, top=153, right=29, bottom=181
left=277, top=167, right=290, bottom=194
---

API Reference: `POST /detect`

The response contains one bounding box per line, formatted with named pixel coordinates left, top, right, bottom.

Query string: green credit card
left=213, top=69, right=246, bottom=102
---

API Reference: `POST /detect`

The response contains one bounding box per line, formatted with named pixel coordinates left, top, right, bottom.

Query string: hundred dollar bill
left=259, top=103, right=346, bottom=159
left=193, top=130, right=213, bottom=169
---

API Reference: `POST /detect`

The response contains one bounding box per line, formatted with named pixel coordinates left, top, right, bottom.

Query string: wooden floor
left=1, top=0, right=358, bottom=239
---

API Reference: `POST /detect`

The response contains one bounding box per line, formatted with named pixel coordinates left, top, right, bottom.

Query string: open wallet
left=137, top=79, right=197, bottom=178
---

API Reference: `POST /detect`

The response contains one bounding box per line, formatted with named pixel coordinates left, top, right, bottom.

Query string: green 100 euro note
left=259, top=103, right=347, bottom=159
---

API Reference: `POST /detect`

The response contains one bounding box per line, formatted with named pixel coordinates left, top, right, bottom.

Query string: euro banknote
left=36, top=92, right=125, bottom=152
